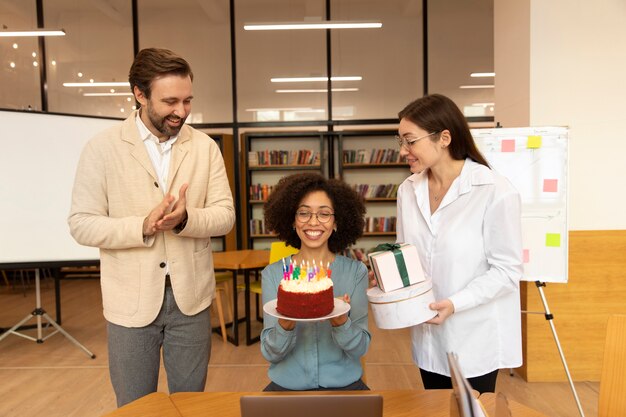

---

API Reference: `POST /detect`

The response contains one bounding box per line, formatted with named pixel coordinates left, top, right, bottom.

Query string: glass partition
left=44, top=0, right=133, bottom=117
left=235, top=0, right=327, bottom=123
left=138, top=0, right=233, bottom=123
left=428, top=0, right=495, bottom=119
left=0, top=0, right=495, bottom=123
left=0, top=0, right=41, bottom=110
left=331, top=0, right=424, bottom=120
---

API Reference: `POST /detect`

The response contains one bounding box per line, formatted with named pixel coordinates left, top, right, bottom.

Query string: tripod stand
left=525, top=281, right=585, bottom=417
left=0, top=269, right=95, bottom=359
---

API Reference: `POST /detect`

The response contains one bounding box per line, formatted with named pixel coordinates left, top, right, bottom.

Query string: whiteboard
left=471, top=126, right=568, bottom=283
left=0, top=110, right=120, bottom=266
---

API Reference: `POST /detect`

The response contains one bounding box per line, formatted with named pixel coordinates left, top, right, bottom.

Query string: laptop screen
left=448, top=352, right=488, bottom=417
left=240, top=394, right=383, bottom=417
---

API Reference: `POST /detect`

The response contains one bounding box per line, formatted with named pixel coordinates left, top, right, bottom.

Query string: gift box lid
left=367, top=279, right=433, bottom=304
left=368, top=243, right=426, bottom=292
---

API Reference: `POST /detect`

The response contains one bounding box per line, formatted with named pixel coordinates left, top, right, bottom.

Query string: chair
left=269, top=241, right=300, bottom=264
left=598, top=314, right=626, bottom=417
left=55, top=265, right=100, bottom=323
left=238, top=242, right=299, bottom=321
left=361, top=356, right=367, bottom=384
left=211, top=271, right=234, bottom=343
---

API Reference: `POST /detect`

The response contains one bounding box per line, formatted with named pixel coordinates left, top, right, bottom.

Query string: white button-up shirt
left=397, top=158, right=523, bottom=378
left=135, top=113, right=179, bottom=274
left=135, top=114, right=179, bottom=194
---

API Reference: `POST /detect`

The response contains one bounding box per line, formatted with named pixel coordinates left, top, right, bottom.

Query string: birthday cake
left=276, top=260, right=334, bottom=319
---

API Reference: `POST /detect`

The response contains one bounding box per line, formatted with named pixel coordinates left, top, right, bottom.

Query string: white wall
left=495, top=0, right=626, bottom=230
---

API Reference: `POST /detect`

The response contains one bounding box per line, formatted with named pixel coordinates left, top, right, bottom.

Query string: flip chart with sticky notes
left=471, top=127, right=568, bottom=283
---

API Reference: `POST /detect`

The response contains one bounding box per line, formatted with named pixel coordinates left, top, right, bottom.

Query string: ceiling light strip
left=0, top=29, right=66, bottom=37
left=276, top=88, right=359, bottom=93
left=271, top=76, right=362, bottom=83
left=63, top=82, right=130, bottom=87
left=244, top=21, right=381, bottom=31
left=459, top=85, right=494, bottom=89
left=246, top=107, right=321, bottom=112
left=83, top=92, right=134, bottom=97
left=470, top=72, right=495, bottom=77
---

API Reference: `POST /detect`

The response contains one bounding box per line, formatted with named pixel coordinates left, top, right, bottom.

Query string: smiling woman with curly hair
left=259, top=172, right=371, bottom=392
left=264, top=173, right=365, bottom=252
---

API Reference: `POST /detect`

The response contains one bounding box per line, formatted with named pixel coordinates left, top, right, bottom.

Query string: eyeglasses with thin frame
left=295, top=210, right=335, bottom=223
left=395, top=131, right=440, bottom=149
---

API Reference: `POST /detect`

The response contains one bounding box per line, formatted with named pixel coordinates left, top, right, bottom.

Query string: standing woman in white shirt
left=394, top=94, right=523, bottom=393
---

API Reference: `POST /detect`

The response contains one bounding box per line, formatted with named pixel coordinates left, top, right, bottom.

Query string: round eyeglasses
left=395, top=131, right=440, bottom=149
left=295, top=211, right=335, bottom=223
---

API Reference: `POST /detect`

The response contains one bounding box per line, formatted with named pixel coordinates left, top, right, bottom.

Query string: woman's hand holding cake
left=330, top=294, right=350, bottom=327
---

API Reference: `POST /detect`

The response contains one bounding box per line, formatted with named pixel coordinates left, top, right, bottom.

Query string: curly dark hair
left=264, top=173, right=365, bottom=253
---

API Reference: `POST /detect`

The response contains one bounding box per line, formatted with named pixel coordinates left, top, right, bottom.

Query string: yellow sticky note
left=545, top=233, right=561, bottom=247
left=527, top=135, right=542, bottom=149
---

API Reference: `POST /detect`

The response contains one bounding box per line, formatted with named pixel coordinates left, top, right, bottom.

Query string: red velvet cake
left=276, top=277, right=334, bottom=319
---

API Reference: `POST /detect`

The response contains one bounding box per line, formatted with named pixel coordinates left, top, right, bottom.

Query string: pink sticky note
left=543, top=179, right=558, bottom=192
left=523, top=249, right=530, bottom=264
left=501, top=139, right=516, bottom=152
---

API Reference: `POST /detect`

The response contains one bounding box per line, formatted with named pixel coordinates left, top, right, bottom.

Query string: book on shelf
left=249, top=218, right=268, bottom=235
left=343, top=148, right=401, bottom=164
left=352, top=184, right=399, bottom=199
left=249, top=183, right=274, bottom=201
left=363, top=216, right=397, bottom=233
left=249, top=150, right=319, bottom=166
left=248, top=151, right=259, bottom=167
left=342, top=247, right=370, bottom=265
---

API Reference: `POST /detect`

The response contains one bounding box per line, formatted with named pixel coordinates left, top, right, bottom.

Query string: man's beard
left=146, top=103, right=186, bottom=137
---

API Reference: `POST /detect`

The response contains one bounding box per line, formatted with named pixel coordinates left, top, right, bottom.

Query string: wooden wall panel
left=220, top=134, right=237, bottom=251
left=519, top=230, right=626, bottom=381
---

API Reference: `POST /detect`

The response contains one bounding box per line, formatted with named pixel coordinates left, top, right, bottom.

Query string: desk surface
left=172, top=390, right=455, bottom=417
left=101, top=393, right=179, bottom=417
left=479, top=392, right=548, bottom=417
left=212, top=249, right=270, bottom=346
left=213, top=250, right=270, bottom=270
left=103, top=390, right=549, bottom=417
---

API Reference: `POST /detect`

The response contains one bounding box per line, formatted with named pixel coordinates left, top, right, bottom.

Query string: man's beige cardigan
left=68, top=111, right=235, bottom=327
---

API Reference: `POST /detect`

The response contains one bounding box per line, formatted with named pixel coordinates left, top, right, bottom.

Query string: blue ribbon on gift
left=373, top=243, right=410, bottom=287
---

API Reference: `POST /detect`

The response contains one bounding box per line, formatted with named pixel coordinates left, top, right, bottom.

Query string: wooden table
left=103, top=390, right=549, bottom=417
left=101, top=393, right=180, bottom=417
left=212, top=250, right=270, bottom=346
left=479, top=392, right=549, bottom=417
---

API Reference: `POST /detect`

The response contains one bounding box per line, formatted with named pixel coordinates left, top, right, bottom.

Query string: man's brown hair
left=128, top=48, right=193, bottom=98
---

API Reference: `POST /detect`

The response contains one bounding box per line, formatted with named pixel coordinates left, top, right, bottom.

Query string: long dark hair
left=398, top=94, right=489, bottom=167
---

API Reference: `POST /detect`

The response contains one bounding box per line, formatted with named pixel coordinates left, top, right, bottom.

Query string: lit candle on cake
left=318, top=261, right=326, bottom=281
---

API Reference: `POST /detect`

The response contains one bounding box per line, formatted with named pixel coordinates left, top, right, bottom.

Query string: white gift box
left=368, top=243, right=426, bottom=292
left=367, top=280, right=436, bottom=329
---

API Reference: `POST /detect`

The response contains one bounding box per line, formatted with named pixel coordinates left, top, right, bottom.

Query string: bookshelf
left=243, top=131, right=330, bottom=249
left=240, top=130, right=410, bottom=256
left=336, top=130, right=411, bottom=255
left=200, top=132, right=236, bottom=252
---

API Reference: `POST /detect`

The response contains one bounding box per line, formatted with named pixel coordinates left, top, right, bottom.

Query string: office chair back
left=269, top=241, right=299, bottom=264
left=598, top=314, right=626, bottom=417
